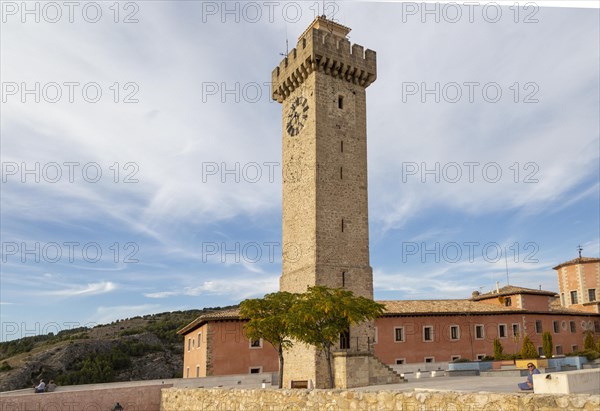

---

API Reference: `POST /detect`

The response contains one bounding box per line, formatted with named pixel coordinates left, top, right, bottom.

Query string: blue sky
left=1, top=1, right=598, bottom=341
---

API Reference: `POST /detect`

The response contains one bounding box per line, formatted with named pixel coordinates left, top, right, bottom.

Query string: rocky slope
left=0, top=308, right=233, bottom=392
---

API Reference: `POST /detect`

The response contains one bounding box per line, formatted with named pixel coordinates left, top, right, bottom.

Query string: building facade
left=179, top=260, right=600, bottom=379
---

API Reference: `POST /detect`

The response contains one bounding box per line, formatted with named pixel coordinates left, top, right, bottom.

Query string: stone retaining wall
left=161, top=388, right=600, bottom=410
left=0, top=383, right=170, bottom=411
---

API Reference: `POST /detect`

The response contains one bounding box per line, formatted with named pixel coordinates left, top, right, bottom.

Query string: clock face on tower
left=286, top=96, right=309, bottom=137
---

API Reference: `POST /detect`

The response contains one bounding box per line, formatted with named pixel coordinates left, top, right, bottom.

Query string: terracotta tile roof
left=553, top=256, right=600, bottom=270
left=471, top=285, right=557, bottom=301
left=177, top=307, right=241, bottom=335
left=380, top=299, right=522, bottom=316
left=178, top=294, right=600, bottom=335
left=548, top=298, right=600, bottom=314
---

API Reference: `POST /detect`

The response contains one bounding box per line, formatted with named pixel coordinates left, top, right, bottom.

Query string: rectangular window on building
left=553, top=321, right=560, bottom=333
left=512, top=323, right=520, bottom=337
left=196, top=366, right=200, bottom=378
left=589, top=289, right=597, bottom=302
left=197, top=332, right=202, bottom=347
left=570, top=321, right=576, bottom=333
left=394, top=327, right=404, bottom=342
left=249, top=339, right=262, bottom=348
left=537, top=346, right=543, bottom=356
left=535, top=320, right=543, bottom=333
left=249, top=367, right=262, bottom=374
left=498, top=324, right=507, bottom=338
left=451, top=355, right=461, bottom=362
left=572, top=345, right=578, bottom=352
left=187, top=338, right=192, bottom=351
left=475, top=325, right=484, bottom=339
left=423, top=326, right=433, bottom=342
left=556, top=345, right=563, bottom=355
left=450, top=325, right=460, bottom=340
left=186, top=367, right=190, bottom=378
left=476, top=354, right=486, bottom=361
left=424, top=357, right=434, bottom=363
left=504, top=297, right=512, bottom=306
left=395, top=358, right=405, bottom=365
left=570, top=291, right=578, bottom=304
left=561, top=293, right=565, bottom=305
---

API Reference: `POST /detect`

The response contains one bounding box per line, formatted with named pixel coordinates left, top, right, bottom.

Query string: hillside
left=0, top=307, right=236, bottom=392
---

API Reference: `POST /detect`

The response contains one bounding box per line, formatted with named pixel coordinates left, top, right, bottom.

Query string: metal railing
left=337, top=336, right=373, bottom=353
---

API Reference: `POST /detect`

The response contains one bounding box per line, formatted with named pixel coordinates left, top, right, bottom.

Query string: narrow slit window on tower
left=340, top=329, right=350, bottom=349
left=342, top=272, right=346, bottom=288
left=341, top=219, right=344, bottom=232
left=338, top=95, right=344, bottom=109
left=340, top=167, right=343, bottom=180
left=341, top=141, right=344, bottom=152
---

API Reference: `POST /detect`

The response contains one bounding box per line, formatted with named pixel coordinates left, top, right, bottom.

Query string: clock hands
left=286, top=96, right=309, bottom=136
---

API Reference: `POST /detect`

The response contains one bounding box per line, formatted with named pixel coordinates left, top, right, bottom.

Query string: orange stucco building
left=554, top=256, right=600, bottom=313
left=179, top=257, right=600, bottom=377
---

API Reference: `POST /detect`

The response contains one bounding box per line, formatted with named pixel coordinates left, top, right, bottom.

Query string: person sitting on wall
left=46, top=380, right=57, bottom=392
left=518, top=363, right=540, bottom=390
left=33, top=379, right=45, bottom=393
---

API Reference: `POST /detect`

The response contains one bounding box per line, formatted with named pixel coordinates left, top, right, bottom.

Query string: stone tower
left=272, top=16, right=381, bottom=388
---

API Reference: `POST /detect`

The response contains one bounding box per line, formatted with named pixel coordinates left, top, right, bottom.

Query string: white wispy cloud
left=44, top=281, right=117, bottom=297
left=144, top=276, right=279, bottom=301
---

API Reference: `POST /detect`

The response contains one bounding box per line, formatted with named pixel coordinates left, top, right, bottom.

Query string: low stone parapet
left=0, top=383, right=171, bottom=411
left=534, top=369, right=600, bottom=395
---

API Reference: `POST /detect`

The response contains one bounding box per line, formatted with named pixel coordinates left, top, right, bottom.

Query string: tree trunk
left=278, top=345, right=284, bottom=389
left=325, top=344, right=334, bottom=389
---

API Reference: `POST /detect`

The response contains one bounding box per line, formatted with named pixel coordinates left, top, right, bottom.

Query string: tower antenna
left=577, top=244, right=583, bottom=259
left=279, top=25, right=289, bottom=58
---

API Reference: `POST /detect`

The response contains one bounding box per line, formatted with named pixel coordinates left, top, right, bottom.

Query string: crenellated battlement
left=272, top=18, right=377, bottom=103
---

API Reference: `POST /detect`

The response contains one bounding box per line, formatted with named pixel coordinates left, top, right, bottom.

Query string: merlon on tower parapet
left=271, top=17, right=377, bottom=103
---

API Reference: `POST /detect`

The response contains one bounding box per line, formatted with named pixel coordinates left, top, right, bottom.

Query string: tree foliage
left=287, top=286, right=385, bottom=388
left=584, top=331, right=595, bottom=351
left=493, top=338, right=504, bottom=360
left=240, top=292, right=297, bottom=388
left=542, top=331, right=553, bottom=359
left=521, top=335, right=539, bottom=359
left=53, top=339, right=162, bottom=386
left=240, top=287, right=384, bottom=389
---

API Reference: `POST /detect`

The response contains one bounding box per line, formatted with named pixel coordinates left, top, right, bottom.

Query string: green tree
left=542, top=331, right=553, bottom=359
left=521, top=335, right=539, bottom=359
left=288, top=286, right=385, bottom=388
left=240, top=292, right=297, bottom=389
left=584, top=331, right=595, bottom=351
left=493, top=338, right=504, bottom=360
